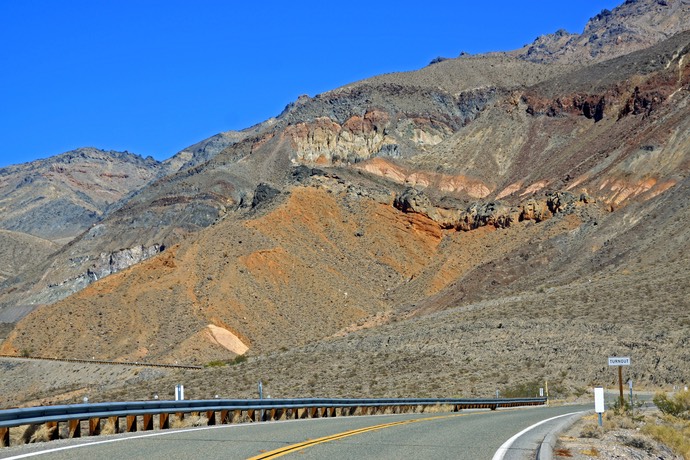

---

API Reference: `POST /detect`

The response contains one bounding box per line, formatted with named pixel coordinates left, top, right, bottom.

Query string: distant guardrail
left=0, top=354, right=203, bottom=370
left=0, top=397, right=546, bottom=447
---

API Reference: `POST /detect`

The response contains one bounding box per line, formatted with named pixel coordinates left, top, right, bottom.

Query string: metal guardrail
left=0, top=354, right=203, bottom=370
left=0, top=397, right=546, bottom=447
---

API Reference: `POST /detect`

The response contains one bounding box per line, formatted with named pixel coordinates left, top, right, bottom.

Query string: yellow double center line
left=247, top=413, right=461, bottom=459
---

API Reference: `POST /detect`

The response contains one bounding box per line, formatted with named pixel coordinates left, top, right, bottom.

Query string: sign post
left=608, top=357, right=631, bottom=408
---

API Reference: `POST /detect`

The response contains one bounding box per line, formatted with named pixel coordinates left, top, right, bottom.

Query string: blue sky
left=0, top=0, right=621, bottom=168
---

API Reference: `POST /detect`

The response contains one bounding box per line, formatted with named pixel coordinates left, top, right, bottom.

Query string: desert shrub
left=580, top=423, right=603, bottom=438
left=231, top=355, right=247, bottom=365
left=608, top=396, right=632, bottom=415
left=502, top=380, right=542, bottom=398
left=604, top=413, right=636, bottom=430
left=428, top=56, right=448, bottom=66
left=643, top=421, right=690, bottom=459
left=654, top=390, right=690, bottom=419
left=204, top=360, right=227, bottom=368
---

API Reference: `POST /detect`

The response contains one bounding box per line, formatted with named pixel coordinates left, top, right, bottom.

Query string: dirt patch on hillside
left=207, top=325, right=248, bottom=355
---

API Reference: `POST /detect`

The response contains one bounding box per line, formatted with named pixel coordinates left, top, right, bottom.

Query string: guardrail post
left=160, top=413, right=170, bottom=430
left=68, top=419, right=81, bottom=438
left=0, top=427, right=9, bottom=447
left=126, top=415, right=137, bottom=432
left=45, top=422, right=59, bottom=440
left=175, top=412, right=184, bottom=423
left=142, top=414, right=153, bottom=431
left=220, top=410, right=229, bottom=424
left=247, top=409, right=256, bottom=422
left=89, top=417, right=101, bottom=436
left=206, top=411, right=216, bottom=425
left=108, top=416, right=119, bottom=433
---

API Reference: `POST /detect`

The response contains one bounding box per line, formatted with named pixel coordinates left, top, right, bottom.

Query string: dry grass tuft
left=579, top=423, right=603, bottom=439
left=410, top=404, right=454, bottom=414
left=171, top=415, right=208, bottom=428
left=604, top=413, right=636, bottom=430
left=580, top=447, right=599, bottom=456
left=28, top=424, right=56, bottom=443
left=100, top=419, right=118, bottom=435
left=643, top=417, right=690, bottom=459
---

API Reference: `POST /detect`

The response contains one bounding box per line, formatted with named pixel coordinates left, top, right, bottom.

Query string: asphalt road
left=0, top=405, right=589, bottom=460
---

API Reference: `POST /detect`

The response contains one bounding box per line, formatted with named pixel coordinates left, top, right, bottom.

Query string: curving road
left=0, top=405, right=588, bottom=460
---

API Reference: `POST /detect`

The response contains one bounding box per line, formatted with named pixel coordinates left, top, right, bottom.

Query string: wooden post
left=142, top=414, right=153, bottom=431
left=206, top=411, right=216, bottom=425
left=89, top=418, right=101, bottom=436
left=619, top=365, right=625, bottom=408
left=160, top=413, right=170, bottom=430
left=68, top=419, right=81, bottom=438
left=108, top=416, right=119, bottom=433
left=45, top=422, right=59, bottom=440
left=0, top=427, right=9, bottom=447
left=220, top=410, right=229, bottom=424
left=126, top=415, right=137, bottom=433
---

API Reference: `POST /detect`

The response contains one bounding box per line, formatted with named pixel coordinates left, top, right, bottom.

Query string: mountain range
left=1, top=0, right=689, bottom=406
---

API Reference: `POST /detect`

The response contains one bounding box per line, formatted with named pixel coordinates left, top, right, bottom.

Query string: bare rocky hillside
left=512, top=0, right=690, bottom=64
left=0, top=148, right=161, bottom=242
left=0, top=0, right=689, bottom=407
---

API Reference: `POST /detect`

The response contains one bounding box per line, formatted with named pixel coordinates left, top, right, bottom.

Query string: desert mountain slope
left=0, top=147, right=161, bottom=243
left=4, top=23, right=688, bottom=320
left=160, top=130, right=247, bottom=175
left=0, top=231, right=58, bottom=288
left=396, top=31, right=690, bottom=201
left=1, top=0, right=689, bottom=404
left=3, top=172, right=687, bottom=399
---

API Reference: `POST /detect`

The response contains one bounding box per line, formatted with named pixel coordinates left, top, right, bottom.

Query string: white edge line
left=1, top=411, right=415, bottom=459
left=491, top=411, right=584, bottom=460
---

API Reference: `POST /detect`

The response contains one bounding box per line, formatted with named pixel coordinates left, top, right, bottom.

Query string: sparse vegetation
left=232, top=355, right=247, bottom=365
left=564, top=409, right=690, bottom=459
left=428, top=56, right=449, bottom=66
left=653, top=390, right=690, bottom=419
left=643, top=418, right=690, bottom=459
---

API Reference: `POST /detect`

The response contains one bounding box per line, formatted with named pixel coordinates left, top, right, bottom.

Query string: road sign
left=608, top=357, right=631, bottom=366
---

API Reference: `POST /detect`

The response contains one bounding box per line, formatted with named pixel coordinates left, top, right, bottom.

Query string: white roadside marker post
left=594, top=386, right=605, bottom=426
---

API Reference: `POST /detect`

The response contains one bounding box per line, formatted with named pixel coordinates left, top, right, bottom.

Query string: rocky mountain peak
left=516, top=0, right=689, bottom=64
